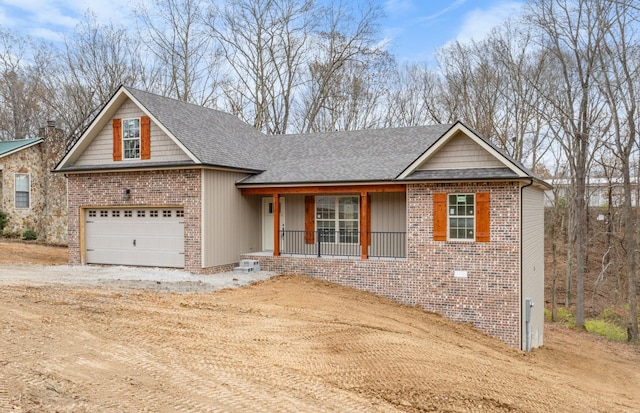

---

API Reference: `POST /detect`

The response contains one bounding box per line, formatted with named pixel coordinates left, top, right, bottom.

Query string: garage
left=84, top=208, right=185, bottom=268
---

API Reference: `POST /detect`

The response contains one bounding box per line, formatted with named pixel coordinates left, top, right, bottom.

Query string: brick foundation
left=67, top=169, right=202, bottom=272
left=245, top=182, right=522, bottom=348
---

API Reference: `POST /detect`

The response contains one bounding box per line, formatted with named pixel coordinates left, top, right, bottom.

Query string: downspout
left=520, top=178, right=534, bottom=351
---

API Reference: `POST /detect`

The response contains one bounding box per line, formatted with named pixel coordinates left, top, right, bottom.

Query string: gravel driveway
left=0, top=264, right=276, bottom=293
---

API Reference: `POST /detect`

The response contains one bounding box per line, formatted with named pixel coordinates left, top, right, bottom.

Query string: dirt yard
left=1, top=241, right=639, bottom=412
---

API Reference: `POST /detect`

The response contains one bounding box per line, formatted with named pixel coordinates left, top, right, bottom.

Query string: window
left=14, top=174, right=30, bottom=208
left=122, top=118, right=140, bottom=159
left=434, top=192, right=489, bottom=243
left=448, top=194, right=475, bottom=240
left=150, top=210, right=158, bottom=217
left=316, top=196, right=359, bottom=243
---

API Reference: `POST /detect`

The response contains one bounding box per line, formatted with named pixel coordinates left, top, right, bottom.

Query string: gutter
left=520, top=178, right=534, bottom=351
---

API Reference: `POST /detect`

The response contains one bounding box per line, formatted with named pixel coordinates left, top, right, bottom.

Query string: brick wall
left=67, top=169, right=202, bottom=272
left=245, top=182, right=522, bottom=348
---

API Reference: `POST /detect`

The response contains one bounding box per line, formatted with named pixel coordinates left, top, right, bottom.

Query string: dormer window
left=122, top=118, right=141, bottom=160
left=112, top=116, right=151, bottom=161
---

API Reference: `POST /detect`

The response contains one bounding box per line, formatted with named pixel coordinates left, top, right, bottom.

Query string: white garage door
left=85, top=208, right=185, bottom=268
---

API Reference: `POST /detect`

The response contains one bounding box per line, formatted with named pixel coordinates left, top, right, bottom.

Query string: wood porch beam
left=273, top=193, right=280, bottom=257
left=240, top=183, right=405, bottom=196
left=360, top=191, right=369, bottom=259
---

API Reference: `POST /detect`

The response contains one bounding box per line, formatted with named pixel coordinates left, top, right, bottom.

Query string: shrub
left=0, top=210, right=7, bottom=233
left=556, top=307, right=575, bottom=326
left=585, top=319, right=627, bottom=342
left=23, top=229, right=37, bottom=241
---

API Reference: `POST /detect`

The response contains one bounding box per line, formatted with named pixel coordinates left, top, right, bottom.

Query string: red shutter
left=476, top=192, right=490, bottom=242
left=112, top=119, right=122, bottom=161
left=141, top=116, right=151, bottom=160
left=433, top=193, right=447, bottom=241
left=304, top=195, right=315, bottom=244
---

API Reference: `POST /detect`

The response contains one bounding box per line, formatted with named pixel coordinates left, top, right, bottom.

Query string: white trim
left=121, top=117, right=141, bottom=160
left=315, top=195, right=360, bottom=245
left=14, top=172, right=31, bottom=209
left=447, top=193, right=476, bottom=242
left=123, top=88, right=200, bottom=164
left=396, top=122, right=529, bottom=180
left=55, top=86, right=200, bottom=171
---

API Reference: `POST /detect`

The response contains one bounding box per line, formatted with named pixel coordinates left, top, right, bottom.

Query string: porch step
left=233, top=259, right=260, bottom=273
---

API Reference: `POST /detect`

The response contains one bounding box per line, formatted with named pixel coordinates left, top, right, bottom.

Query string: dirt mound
left=0, top=242, right=639, bottom=411
left=0, top=272, right=636, bottom=411
left=0, top=239, right=67, bottom=265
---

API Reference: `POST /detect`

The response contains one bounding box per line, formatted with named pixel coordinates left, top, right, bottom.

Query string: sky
left=0, top=0, right=525, bottom=63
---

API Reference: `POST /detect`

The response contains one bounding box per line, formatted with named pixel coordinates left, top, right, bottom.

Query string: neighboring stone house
left=55, top=85, right=550, bottom=350
left=0, top=123, right=68, bottom=244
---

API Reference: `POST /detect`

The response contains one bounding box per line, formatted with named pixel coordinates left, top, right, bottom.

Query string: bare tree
left=300, top=0, right=385, bottom=133
left=526, top=0, right=612, bottom=329
left=45, top=12, right=143, bottom=146
left=383, top=63, right=443, bottom=128
left=209, top=0, right=313, bottom=134
left=0, top=29, right=49, bottom=141
left=596, top=0, right=640, bottom=340
left=137, top=0, right=221, bottom=105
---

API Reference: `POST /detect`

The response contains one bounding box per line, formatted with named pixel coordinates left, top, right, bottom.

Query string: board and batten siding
left=419, top=132, right=504, bottom=170
left=521, top=185, right=545, bottom=349
left=201, top=170, right=260, bottom=268
left=74, top=98, right=191, bottom=166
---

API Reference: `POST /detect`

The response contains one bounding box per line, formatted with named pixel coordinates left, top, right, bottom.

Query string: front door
left=262, top=197, right=285, bottom=251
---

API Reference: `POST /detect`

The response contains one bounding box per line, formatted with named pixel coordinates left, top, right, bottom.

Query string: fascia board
left=396, top=122, right=529, bottom=180
left=122, top=88, right=200, bottom=164
left=56, top=86, right=201, bottom=170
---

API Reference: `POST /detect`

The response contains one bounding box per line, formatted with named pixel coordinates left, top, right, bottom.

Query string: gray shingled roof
left=406, top=168, right=520, bottom=181
left=126, top=87, right=266, bottom=171
left=111, top=87, right=543, bottom=186
left=238, top=124, right=454, bottom=184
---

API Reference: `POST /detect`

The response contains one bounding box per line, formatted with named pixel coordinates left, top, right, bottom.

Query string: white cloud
left=455, top=1, right=523, bottom=44
left=385, top=0, right=415, bottom=16
left=1, top=0, right=145, bottom=40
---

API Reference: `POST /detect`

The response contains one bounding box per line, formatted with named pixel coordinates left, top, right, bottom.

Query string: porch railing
left=280, top=230, right=406, bottom=259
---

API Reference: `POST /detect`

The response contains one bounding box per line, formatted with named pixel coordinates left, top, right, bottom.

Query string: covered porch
left=240, top=184, right=407, bottom=259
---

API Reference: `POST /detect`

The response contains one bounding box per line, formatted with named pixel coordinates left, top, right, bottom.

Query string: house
left=0, top=124, right=67, bottom=244
left=545, top=177, right=639, bottom=208
left=55, top=85, right=550, bottom=350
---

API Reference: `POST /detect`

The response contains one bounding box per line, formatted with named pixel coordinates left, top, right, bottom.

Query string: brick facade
left=67, top=169, right=202, bottom=272
left=245, top=182, right=522, bottom=348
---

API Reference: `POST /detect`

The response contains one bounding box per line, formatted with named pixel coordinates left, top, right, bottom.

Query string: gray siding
left=521, top=185, right=545, bottom=349
left=202, top=170, right=260, bottom=267
left=371, top=192, right=406, bottom=232
left=75, top=98, right=191, bottom=166
left=419, top=131, right=504, bottom=170
left=283, top=194, right=304, bottom=230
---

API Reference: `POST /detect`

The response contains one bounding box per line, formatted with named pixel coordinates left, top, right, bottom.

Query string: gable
left=73, top=98, right=191, bottom=167
left=417, top=131, right=504, bottom=171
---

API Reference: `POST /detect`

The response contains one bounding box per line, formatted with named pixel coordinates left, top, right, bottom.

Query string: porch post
left=273, top=193, right=280, bottom=257
left=360, top=191, right=369, bottom=259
